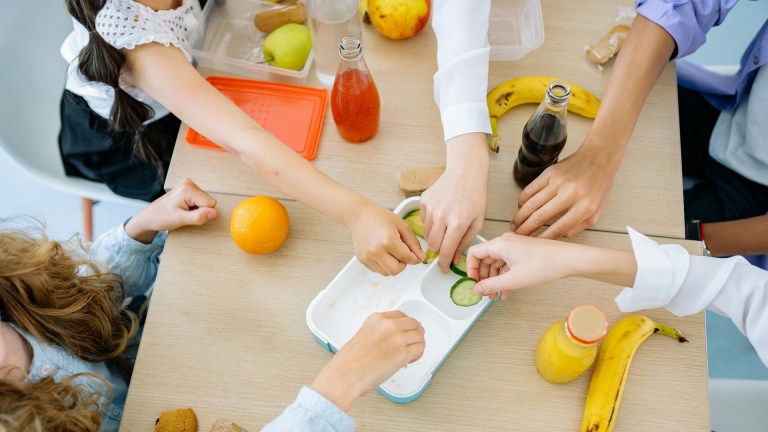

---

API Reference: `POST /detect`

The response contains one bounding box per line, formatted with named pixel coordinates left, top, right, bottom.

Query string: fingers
left=466, top=241, right=502, bottom=281
left=514, top=196, right=566, bottom=236
left=397, top=222, right=425, bottom=263
left=375, top=230, right=416, bottom=274
left=175, top=178, right=217, bottom=209
left=426, top=219, right=446, bottom=254
left=405, top=341, right=426, bottom=364
left=453, top=218, right=483, bottom=264
left=489, top=259, right=505, bottom=278
left=182, top=207, right=219, bottom=226
left=473, top=272, right=518, bottom=296
left=512, top=182, right=556, bottom=233
left=360, top=257, right=386, bottom=276
left=378, top=310, right=407, bottom=320
left=537, top=209, right=583, bottom=240
left=370, top=312, right=425, bottom=364
left=517, top=173, right=549, bottom=209
left=437, top=226, right=463, bottom=273
left=186, top=186, right=217, bottom=210
left=378, top=255, right=406, bottom=276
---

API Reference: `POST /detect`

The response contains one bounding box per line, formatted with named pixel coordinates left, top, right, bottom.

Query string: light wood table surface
left=120, top=194, right=708, bottom=431
left=165, top=0, right=685, bottom=239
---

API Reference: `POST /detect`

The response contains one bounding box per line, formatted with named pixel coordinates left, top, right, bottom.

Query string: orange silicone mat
left=186, top=76, right=328, bottom=160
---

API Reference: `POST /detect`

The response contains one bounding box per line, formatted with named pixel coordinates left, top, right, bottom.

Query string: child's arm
left=702, top=215, right=768, bottom=257
left=91, top=178, right=217, bottom=297
left=465, top=232, right=636, bottom=301
left=466, top=229, right=768, bottom=366
left=124, top=178, right=218, bottom=244
left=420, top=0, right=491, bottom=274
left=122, top=43, right=423, bottom=276
left=262, top=311, right=425, bottom=431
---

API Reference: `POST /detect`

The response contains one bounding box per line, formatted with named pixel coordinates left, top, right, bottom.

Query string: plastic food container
left=186, top=76, right=327, bottom=160
left=306, top=197, right=494, bottom=403
left=189, top=0, right=313, bottom=85
left=489, top=0, right=545, bottom=61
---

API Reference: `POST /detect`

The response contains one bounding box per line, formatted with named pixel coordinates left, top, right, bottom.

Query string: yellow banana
left=359, top=0, right=371, bottom=24
left=486, top=76, right=601, bottom=153
left=581, top=315, right=688, bottom=432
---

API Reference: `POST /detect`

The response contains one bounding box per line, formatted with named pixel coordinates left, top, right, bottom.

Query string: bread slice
left=398, top=166, right=445, bottom=197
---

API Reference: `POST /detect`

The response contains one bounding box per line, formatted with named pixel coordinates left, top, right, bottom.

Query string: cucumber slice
left=450, top=254, right=467, bottom=277
left=403, top=210, right=425, bottom=238
left=450, top=277, right=481, bottom=307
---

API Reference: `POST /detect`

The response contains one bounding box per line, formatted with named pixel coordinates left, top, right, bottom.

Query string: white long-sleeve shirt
left=616, top=227, right=768, bottom=367
left=432, top=0, right=493, bottom=142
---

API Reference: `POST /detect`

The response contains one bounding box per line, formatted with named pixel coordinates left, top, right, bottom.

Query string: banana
left=359, top=0, right=371, bottom=24
left=581, top=315, right=688, bottom=432
left=486, top=76, right=601, bottom=153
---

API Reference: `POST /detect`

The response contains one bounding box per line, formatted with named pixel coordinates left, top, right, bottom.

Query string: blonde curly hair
left=0, top=374, right=104, bottom=432
left=0, top=224, right=140, bottom=430
left=0, top=228, right=138, bottom=361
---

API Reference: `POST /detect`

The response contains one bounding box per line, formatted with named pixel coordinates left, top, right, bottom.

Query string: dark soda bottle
left=513, top=82, right=570, bottom=189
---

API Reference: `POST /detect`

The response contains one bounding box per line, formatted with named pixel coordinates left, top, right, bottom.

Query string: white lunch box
left=306, top=196, right=494, bottom=403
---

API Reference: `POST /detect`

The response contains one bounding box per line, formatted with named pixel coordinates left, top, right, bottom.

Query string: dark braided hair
left=65, top=0, right=165, bottom=173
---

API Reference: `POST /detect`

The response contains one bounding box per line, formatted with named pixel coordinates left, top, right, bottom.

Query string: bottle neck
left=542, top=82, right=571, bottom=113
left=339, top=36, right=363, bottom=62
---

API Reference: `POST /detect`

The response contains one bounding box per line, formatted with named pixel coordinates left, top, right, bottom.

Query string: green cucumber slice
left=450, top=277, right=481, bottom=307
left=450, top=254, right=468, bottom=277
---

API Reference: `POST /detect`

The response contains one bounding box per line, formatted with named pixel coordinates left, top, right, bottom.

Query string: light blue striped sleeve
left=262, top=387, right=356, bottom=432
left=89, top=219, right=166, bottom=298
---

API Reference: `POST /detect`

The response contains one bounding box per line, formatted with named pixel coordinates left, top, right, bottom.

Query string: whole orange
left=230, top=196, right=290, bottom=254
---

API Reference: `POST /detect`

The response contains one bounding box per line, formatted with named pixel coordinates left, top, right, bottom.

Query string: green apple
left=262, top=23, right=312, bottom=71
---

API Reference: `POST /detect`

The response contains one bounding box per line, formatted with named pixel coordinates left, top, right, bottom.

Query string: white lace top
left=61, top=0, right=202, bottom=122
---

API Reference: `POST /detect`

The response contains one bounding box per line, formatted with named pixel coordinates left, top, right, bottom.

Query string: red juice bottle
left=331, top=36, right=380, bottom=143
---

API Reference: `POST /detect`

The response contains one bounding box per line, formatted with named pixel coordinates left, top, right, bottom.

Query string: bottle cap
left=565, top=304, right=608, bottom=345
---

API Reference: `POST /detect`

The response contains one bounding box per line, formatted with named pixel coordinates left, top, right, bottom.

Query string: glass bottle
left=330, top=36, right=380, bottom=143
left=306, top=0, right=362, bottom=86
left=513, top=81, right=570, bottom=189
left=535, top=304, right=608, bottom=384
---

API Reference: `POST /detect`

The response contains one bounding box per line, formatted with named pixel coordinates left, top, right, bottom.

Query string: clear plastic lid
left=489, top=0, right=545, bottom=61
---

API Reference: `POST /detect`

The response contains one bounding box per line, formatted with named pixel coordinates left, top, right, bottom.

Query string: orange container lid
left=185, top=76, right=328, bottom=160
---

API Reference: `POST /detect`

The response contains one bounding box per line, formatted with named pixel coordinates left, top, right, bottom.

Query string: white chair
left=0, top=1, right=145, bottom=242
left=0, top=135, right=146, bottom=242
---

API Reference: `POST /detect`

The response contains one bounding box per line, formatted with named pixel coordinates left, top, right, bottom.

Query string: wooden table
left=120, top=194, right=708, bottom=431
left=165, top=0, right=685, bottom=239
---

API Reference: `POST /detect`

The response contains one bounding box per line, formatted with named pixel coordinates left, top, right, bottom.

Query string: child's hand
left=347, top=203, right=424, bottom=276
left=125, top=178, right=218, bottom=244
left=311, top=311, right=425, bottom=411
left=466, top=233, right=577, bottom=301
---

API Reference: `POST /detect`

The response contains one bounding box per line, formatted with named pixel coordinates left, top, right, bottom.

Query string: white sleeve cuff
left=614, top=227, right=690, bottom=313
left=439, top=102, right=492, bottom=141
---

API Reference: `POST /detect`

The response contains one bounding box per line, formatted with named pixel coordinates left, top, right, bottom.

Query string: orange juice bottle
left=535, top=304, right=608, bottom=384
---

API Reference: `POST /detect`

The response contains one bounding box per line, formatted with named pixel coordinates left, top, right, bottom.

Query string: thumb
left=181, top=207, right=218, bottom=226
left=473, top=272, right=518, bottom=296
left=398, top=222, right=425, bottom=261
